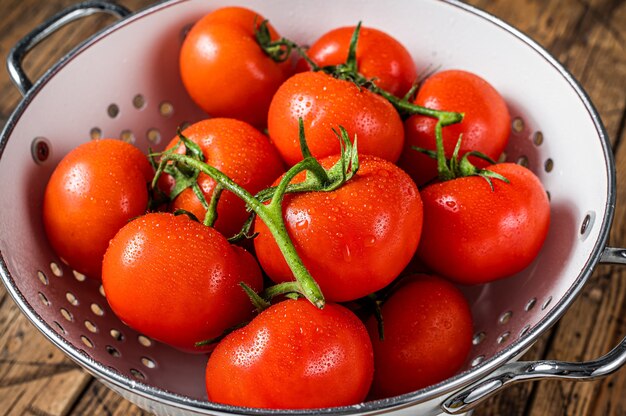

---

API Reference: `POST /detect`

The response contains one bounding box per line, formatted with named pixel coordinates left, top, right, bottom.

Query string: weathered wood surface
left=0, top=0, right=624, bottom=415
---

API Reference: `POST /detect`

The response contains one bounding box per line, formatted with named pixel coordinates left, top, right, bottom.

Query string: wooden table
left=0, top=0, right=625, bottom=415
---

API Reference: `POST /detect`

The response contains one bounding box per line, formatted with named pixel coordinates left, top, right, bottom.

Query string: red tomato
left=179, top=7, right=292, bottom=128
left=254, top=155, right=422, bottom=302
left=417, top=163, right=550, bottom=284
left=43, top=139, right=152, bottom=279
left=366, top=274, right=473, bottom=398
left=297, top=26, right=417, bottom=97
left=159, top=118, right=284, bottom=237
left=399, top=70, right=511, bottom=186
left=267, top=71, right=404, bottom=166
left=102, top=212, right=263, bottom=352
left=206, top=298, right=374, bottom=408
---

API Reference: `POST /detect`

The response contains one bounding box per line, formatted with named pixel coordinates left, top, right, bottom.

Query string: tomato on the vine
left=268, top=71, right=404, bottom=166
left=179, top=7, right=292, bottom=127
left=43, top=139, right=153, bottom=279
left=102, top=212, right=263, bottom=352
left=158, top=118, right=284, bottom=237
left=366, top=274, right=473, bottom=398
left=254, top=155, right=422, bottom=302
left=417, top=163, right=550, bottom=284
left=399, top=70, right=511, bottom=186
left=297, top=25, right=417, bottom=97
left=205, top=298, right=374, bottom=409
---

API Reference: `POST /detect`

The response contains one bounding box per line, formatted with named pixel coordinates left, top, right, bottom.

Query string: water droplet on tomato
left=342, top=245, right=353, bottom=263
left=364, top=235, right=376, bottom=247
left=295, top=219, right=309, bottom=230
left=377, top=169, right=390, bottom=178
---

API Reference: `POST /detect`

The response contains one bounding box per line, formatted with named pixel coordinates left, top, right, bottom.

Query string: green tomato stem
left=160, top=153, right=325, bottom=309
left=203, top=184, right=223, bottom=227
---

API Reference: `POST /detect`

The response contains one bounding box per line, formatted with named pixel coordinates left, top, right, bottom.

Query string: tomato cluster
left=42, top=6, right=551, bottom=411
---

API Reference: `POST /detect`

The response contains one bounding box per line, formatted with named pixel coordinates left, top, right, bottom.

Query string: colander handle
left=441, top=245, right=626, bottom=415
left=6, top=0, right=130, bottom=96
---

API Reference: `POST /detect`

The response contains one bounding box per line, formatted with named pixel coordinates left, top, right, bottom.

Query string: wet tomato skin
left=399, top=70, right=511, bottom=186
left=366, top=274, right=473, bottom=398
left=205, top=298, right=374, bottom=409
left=298, top=25, right=418, bottom=97
left=159, top=118, right=284, bottom=238
left=102, top=212, right=263, bottom=352
left=254, top=155, right=423, bottom=302
left=267, top=71, right=404, bottom=166
left=417, top=163, right=550, bottom=284
left=179, top=7, right=292, bottom=127
left=43, top=139, right=153, bottom=279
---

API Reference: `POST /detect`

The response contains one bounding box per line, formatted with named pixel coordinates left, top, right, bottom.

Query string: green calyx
left=413, top=120, right=509, bottom=189
left=255, top=19, right=312, bottom=65
left=153, top=119, right=361, bottom=310
left=307, top=22, right=464, bottom=127
left=151, top=130, right=222, bottom=228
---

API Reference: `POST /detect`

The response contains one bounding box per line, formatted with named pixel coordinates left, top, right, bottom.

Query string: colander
left=1, top=0, right=624, bottom=415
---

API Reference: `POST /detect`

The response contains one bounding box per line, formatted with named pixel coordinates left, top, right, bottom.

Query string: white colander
left=1, top=0, right=624, bottom=415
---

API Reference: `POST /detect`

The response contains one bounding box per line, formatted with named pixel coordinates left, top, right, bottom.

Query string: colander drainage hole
left=50, top=262, right=63, bottom=277
left=106, top=345, right=121, bottom=357
left=541, top=296, right=553, bottom=310
left=512, top=117, right=524, bottom=133
left=498, top=311, right=512, bottom=325
left=90, top=127, right=102, bottom=140
left=533, top=131, right=544, bottom=146
left=130, top=368, right=146, bottom=380
left=31, top=137, right=51, bottom=164
left=147, top=128, right=161, bottom=144
left=141, top=357, right=157, bottom=369
left=53, top=321, right=66, bottom=335
left=133, top=94, right=146, bottom=110
left=38, top=292, right=50, bottom=307
left=525, top=297, right=537, bottom=311
left=66, top=292, right=79, bottom=306
left=516, top=155, right=529, bottom=168
left=60, top=308, right=74, bottom=322
left=138, top=335, right=153, bottom=347
left=544, top=158, right=554, bottom=173
left=159, top=101, right=174, bottom=117
left=85, top=320, right=98, bottom=333
left=110, top=329, right=125, bottom=342
left=37, top=271, right=48, bottom=285
left=472, top=331, right=486, bottom=346
left=107, top=104, right=120, bottom=118
left=519, top=324, right=531, bottom=338
left=73, top=270, right=86, bottom=282
left=91, top=303, right=105, bottom=316
left=81, top=335, right=94, bottom=348
left=580, top=212, right=596, bottom=241
left=497, top=331, right=510, bottom=344
left=99, top=285, right=106, bottom=297
left=121, top=130, right=136, bottom=144
left=471, top=355, right=485, bottom=367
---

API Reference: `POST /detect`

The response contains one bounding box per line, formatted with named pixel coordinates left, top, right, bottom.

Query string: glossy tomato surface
left=102, top=212, right=263, bottom=352
left=367, top=274, right=473, bottom=398
left=417, top=163, right=550, bottom=284
left=159, top=118, right=284, bottom=237
left=298, top=26, right=417, bottom=97
left=399, top=70, right=511, bottom=186
left=43, top=139, right=152, bottom=279
left=254, top=155, right=422, bottom=302
left=206, top=299, right=374, bottom=409
left=179, top=7, right=292, bottom=127
left=267, top=71, right=404, bottom=166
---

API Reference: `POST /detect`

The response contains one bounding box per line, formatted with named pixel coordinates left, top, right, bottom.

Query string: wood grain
left=0, top=0, right=625, bottom=415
